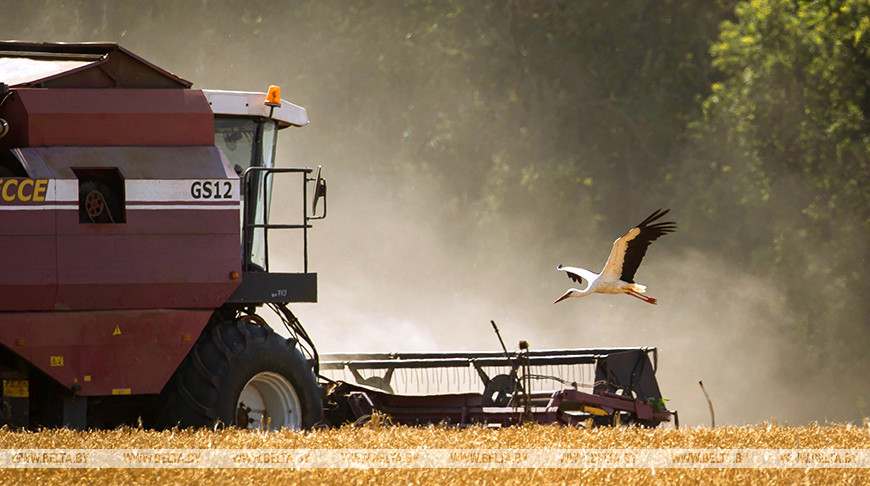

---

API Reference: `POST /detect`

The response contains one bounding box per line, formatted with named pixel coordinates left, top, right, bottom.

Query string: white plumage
left=554, top=209, right=676, bottom=305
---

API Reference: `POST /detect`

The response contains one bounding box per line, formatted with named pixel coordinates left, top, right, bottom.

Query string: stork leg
left=626, top=290, right=657, bottom=305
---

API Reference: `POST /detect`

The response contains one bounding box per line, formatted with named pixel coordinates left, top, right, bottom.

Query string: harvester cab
left=203, top=88, right=326, bottom=304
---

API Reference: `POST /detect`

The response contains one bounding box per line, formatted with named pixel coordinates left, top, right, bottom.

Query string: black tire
left=159, top=319, right=323, bottom=430
left=482, top=374, right=517, bottom=407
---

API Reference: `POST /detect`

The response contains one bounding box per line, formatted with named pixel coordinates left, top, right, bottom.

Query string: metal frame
left=321, top=348, right=658, bottom=391
left=321, top=347, right=674, bottom=427
left=226, top=166, right=323, bottom=304
left=331, top=381, right=675, bottom=428
left=241, top=166, right=314, bottom=273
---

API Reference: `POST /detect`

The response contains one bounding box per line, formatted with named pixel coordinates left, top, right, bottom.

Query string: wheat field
left=0, top=423, right=866, bottom=485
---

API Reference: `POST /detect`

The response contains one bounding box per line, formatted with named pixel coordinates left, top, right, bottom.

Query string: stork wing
left=557, top=265, right=597, bottom=291
left=600, top=209, right=676, bottom=283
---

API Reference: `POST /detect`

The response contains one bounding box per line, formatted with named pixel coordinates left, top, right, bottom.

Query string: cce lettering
left=1, top=178, right=48, bottom=202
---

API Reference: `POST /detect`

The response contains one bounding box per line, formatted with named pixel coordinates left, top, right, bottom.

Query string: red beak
left=553, top=292, right=572, bottom=304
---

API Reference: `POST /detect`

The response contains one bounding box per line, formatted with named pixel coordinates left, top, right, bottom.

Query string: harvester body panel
left=0, top=41, right=243, bottom=400
left=2, top=146, right=241, bottom=312
left=3, top=88, right=213, bottom=147
left=0, top=310, right=211, bottom=396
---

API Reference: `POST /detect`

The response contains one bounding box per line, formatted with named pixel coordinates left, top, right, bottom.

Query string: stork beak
left=553, top=291, right=572, bottom=304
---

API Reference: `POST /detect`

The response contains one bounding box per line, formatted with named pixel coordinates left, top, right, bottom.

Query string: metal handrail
left=240, top=166, right=314, bottom=273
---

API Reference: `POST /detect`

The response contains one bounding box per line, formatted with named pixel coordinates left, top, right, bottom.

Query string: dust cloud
left=2, top=1, right=865, bottom=427
left=278, top=169, right=813, bottom=427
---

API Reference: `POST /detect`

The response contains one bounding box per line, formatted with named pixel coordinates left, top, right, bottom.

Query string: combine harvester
left=0, top=41, right=676, bottom=430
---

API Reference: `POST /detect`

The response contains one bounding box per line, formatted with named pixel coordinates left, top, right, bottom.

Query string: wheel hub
left=237, top=372, right=303, bottom=430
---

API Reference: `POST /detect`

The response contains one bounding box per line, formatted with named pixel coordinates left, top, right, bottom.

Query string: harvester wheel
left=482, top=374, right=517, bottom=407
left=159, top=319, right=323, bottom=430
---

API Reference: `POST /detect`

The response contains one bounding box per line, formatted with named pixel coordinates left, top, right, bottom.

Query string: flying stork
left=554, top=209, right=676, bottom=305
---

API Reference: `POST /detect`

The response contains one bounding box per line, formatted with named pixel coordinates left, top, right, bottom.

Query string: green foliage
left=703, top=0, right=869, bottom=220
left=688, top=0, right=870, bottom=408
left=697, top=0, right=869, bottom=279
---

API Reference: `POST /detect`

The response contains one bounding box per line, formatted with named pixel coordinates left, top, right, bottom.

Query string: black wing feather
left=565, top=271, right=585, bottom=286
left=556, top=264, right=587, bottom=286
left=620, top=208, right=676, bottom=283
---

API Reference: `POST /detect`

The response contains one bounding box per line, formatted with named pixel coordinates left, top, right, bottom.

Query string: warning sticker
left=2, top=380, right=28, bottom=398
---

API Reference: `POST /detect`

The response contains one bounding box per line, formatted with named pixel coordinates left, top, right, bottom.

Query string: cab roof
left=203, top=90, right=309, bottom=128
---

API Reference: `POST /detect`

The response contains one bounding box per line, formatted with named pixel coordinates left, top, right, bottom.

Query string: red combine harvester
left=0, top=41, right=676, bottom=430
